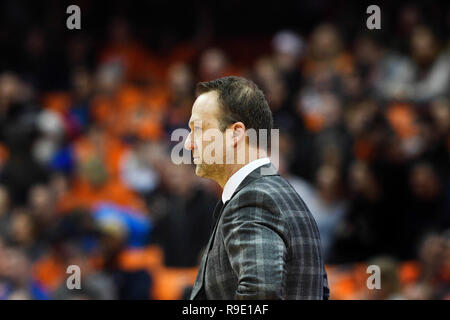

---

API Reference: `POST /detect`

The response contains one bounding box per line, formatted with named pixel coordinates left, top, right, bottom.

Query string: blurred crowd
left=0, top=2, right=449, bottom=299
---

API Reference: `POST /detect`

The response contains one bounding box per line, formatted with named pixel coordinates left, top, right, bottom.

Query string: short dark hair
left=196, top=76, right=273, bottom=147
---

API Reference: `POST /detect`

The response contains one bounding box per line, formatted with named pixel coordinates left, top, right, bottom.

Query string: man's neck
left=217, top=146, right=268, bottom=188
left=219, top=163, right=246, bottom=188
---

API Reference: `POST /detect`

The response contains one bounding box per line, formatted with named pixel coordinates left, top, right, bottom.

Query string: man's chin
left=195, top=163, right=214, bottom=179
left=194, top=163, right=205, bottom=177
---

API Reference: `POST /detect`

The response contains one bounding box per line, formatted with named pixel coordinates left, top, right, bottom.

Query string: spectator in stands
left=148, top=161, right=216, bottom=267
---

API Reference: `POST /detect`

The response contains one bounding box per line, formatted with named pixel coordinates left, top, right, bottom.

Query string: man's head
left=184, top=76, right=273, bottom=186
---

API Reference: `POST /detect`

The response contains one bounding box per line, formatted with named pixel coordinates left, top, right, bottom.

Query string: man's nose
left=184, top=131, right=194, bottom=151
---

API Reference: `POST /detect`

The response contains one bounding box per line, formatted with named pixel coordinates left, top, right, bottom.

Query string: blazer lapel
left=190, top=199, right=227, bottom=299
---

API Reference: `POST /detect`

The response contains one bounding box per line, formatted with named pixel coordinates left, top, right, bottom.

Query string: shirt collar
left=221, top=157, right=271, bottom=203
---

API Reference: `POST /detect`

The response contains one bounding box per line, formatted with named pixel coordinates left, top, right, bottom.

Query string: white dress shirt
left=221, top=157, right=271, bottom=203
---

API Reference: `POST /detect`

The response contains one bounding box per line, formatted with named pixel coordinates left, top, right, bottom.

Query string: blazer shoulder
left=228, top=174, right=293, bottom=212
left=231, top=174, right=279, bottom=201
left=238, top=173, right=295, bottom=197
left=231, top=174, right=312, bottom=214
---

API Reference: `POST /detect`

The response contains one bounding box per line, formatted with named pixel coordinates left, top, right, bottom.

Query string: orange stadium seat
left=152, top=267, right=199, bottom=300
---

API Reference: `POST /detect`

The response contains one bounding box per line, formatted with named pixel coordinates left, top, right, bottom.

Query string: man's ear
left=231, top=122, right=246, bottom=147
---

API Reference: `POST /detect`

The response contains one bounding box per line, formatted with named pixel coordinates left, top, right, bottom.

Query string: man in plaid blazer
left=185, top=76, right=329, bottom=300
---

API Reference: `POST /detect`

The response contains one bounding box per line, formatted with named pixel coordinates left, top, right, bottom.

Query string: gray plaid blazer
left=190, top=163, right=329, bottom=300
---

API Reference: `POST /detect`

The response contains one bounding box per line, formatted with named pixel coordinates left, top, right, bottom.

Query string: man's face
left=185, top=91, right=228, bottom=180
